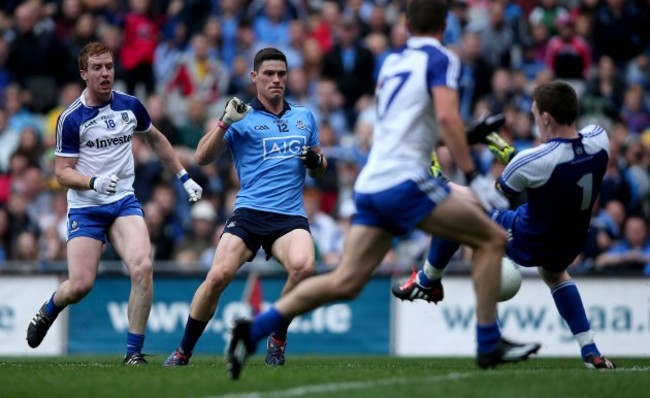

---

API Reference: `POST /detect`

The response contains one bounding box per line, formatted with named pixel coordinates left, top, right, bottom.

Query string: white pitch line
left=206, top=366, right=650, bottom=398
left=206, top=372, right=474, bottom=398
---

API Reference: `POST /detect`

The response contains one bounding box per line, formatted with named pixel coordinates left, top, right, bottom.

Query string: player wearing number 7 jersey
left=225, top=0, right=541, bottom=379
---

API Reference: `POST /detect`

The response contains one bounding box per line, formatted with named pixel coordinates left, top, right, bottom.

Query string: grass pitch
left=1, top=356, right=649, bottom=398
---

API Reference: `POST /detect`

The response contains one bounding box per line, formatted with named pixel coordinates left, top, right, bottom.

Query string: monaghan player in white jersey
left=225, top=0, right=541, bottom=380
left=26, top=42, right=203, bottom=365
left=394, top=81, right=615, bottom=369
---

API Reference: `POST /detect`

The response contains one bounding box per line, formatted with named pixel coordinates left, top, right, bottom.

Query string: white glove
left=177, top=169, right=203, bottom=202
left=183, top=178, right=203, bottom=202
left=92, top=174, right=119, bottom=196
left=220, top=97, right=251, bottom=126
left=468, top=173, right=509, bottom=212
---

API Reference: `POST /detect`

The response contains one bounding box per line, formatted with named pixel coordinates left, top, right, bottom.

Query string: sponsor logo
left=86, top=133, right=133, bottom=149
left=254, top=125, right=269, bottom=131
left=83, top=120, right=98, bottom=129
left=263, top=135, right=306, bottom=159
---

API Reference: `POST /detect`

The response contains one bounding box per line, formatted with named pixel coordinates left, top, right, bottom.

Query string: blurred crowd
left=1, top=0, right=650, bottom=276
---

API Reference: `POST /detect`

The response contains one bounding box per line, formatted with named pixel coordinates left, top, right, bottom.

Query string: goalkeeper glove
left=429, top=151, right=443, bottom=178
left=486, top=133, right=516, bottom=165
left=220, top=97, right=251, bottom=126
left=466, top=113, right=505, bottom=145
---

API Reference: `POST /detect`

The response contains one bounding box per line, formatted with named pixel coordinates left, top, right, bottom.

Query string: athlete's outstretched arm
left=142, top=126, right=184, bottom=174
left=144, top=126, right=203, bottom=202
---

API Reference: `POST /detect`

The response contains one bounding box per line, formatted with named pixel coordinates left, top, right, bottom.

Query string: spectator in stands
left=582, top=199, right=626, bottom=265
left=595, top=216, right=650, bottom=275
left=54, top=0, right=83, bottom=40
left=0, top=207, right=10, bottom=263
left=544, top=14, right=591, bottom=80
left=582, top=56, right=626, bottom=121
left=15, top=230, right=39, bottom=262
left=177, top=97, right=208, bottom=149
left=592, top=0, right=645, bottom=67
left=321, top=15, right=375, bottom=127
left=303, top=187, right=340, bottom=270
left=620, top=83, right=650, bottom=135
left=145, top=94, right=180, bottom=146
left=529, top=0, right=569, bottom=37
left=173, top=199, right=216, bottom=268
left=6, top=1, right=68, bottom=112
left=467, top=0, right=514, bottom=69
left=0, top=108, right=19, bottom=173
left=120, top=0, right=160, bottom=96
left=167, top=33, right=229, bottom=113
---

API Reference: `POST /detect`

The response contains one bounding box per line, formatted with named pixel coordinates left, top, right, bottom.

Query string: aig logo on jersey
left=263, top=135, right=306, bottom=159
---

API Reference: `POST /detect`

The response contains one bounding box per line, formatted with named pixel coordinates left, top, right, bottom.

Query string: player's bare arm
left=142, top=126, right=184, bottom=174
left=195, top=122, right=228, bottom=165
left=432, top=86, right=474, bottom=175
left=54, top=156, right=96, bottom=191
left=196, top=97, right=251, bottom=165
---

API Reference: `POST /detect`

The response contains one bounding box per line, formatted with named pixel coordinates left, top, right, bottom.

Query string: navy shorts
left=223, top=208, right=311, bottom=261
left=67, top=195, right=144, bottom=242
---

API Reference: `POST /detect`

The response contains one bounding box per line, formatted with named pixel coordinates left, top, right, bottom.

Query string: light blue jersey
left=224, top=98, right=320, bottom=217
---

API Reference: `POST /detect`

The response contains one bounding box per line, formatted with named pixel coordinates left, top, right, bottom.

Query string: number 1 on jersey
left=577, top=173, right=593, bottom=211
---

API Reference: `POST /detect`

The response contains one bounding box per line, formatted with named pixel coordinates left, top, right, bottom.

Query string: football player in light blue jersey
left=225, top=0, right=541, bottom=380
left=394, top=81, right=615, bottom=369
left=26, top=42, right=203, bottom=365
left=163, top=48, right=327, bottom=367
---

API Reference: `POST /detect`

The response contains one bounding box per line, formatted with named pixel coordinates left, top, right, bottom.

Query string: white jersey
left=55, top=90, right=152, bottom=208
left=355, top=37, right=460, bottom=193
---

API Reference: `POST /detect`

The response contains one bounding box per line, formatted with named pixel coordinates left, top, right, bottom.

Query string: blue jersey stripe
left=502, top=142, right=561, bottom=181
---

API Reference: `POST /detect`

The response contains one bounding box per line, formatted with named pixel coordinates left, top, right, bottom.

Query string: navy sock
left=45, top=292, right=65, bottom=318
left=477, top=321, right=501, bottom=354
left=552, top=280, right=598, bottom=359
left=427, top=237, right=460, bottom=270
left=126, top=332, right=145, bottom=355
left=179, top=316, right=209, bottom=355
left=251, top=307, right=289, bottom=343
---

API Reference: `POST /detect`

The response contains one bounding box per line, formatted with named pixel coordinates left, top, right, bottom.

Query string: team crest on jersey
left=121, top=112, right=129, bottom=123
left=296, top=120, right=307, bottom=130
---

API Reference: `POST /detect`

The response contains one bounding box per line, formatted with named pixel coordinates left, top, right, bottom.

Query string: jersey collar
left=250, top=97, right=291, bottom=117
left=407, top=36, right=443, bottom=49
left=80, top=89, right=113, bottom=108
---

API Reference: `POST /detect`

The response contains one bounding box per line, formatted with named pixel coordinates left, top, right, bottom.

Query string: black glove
left=300, top=146, right=323, bottom=169
left=466, top=113, right=505, bottom=145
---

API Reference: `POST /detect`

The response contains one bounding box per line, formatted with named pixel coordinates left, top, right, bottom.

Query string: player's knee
left=68, top=279, right=94, bottom=302
left=287, top=258, right=315, bottom=283
left=130, top=257, right=153, bottom=282
left=205, top=266, right=235, bottom=292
